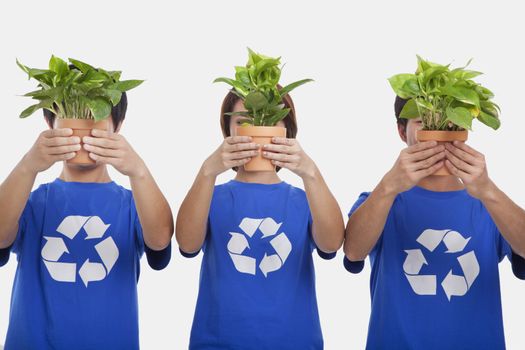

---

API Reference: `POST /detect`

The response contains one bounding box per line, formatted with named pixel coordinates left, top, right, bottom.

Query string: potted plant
left=214, top=48, right=313, bottom=171
left=388, top=55, right=501, bottom=175
left=17, top=55, right=143, bottom=164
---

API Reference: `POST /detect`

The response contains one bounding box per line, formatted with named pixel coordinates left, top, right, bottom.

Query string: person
left=343, top=95, right=525, bottom=349
left=176, top=89, right=344, bottom=349
left=0, top=91, right=173, bottom=350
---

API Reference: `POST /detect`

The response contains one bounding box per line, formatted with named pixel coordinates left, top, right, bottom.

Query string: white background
left=1, top=1, right=524, bottom=349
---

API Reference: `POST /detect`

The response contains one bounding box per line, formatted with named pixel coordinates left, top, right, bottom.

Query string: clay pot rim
left=416, top=129, right=468, bottom=142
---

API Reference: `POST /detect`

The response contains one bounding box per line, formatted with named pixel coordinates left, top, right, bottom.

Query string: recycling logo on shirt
left=403, top=229, right=480, bottom=301
left=41, top=215, right=119, bottom=287
left=227, top=217, right=292, bottom=277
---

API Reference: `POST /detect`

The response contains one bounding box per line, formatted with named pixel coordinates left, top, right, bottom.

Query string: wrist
left=129, top=159, right=149, bottom=181
left=19, top=154, right=39, bottom=177
left=377, top=176, right=400, bottom=199
left=300, top=162, right=320, bottom=183
left=477, top=179, right=500, bottom=204
left=200, top=160, right=219, bottom=180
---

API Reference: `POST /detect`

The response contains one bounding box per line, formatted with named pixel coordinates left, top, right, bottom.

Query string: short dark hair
left=394, top=95, right=408, bottom=130
left=43, top=64, right=128, bottom=131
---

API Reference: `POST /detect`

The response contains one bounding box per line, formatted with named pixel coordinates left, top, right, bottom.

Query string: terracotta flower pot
left=55, top=118, right=109, bottom=164
left=416, top=129, right=469, bottom=176
left=236, top=126, right=287, bottom=172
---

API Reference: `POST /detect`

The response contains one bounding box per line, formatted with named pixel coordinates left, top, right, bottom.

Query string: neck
left=234, top=168, right=281, bottom=184
left=58, top=163, right=112, bottom=183
left=417, top=175, right=465, bottom=192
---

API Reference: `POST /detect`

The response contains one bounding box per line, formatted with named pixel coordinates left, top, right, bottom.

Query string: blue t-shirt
left=344, top=186, right=525, bottom=350
left=183, top=180, right=334, bottom=350
left=1, top=178, right=170, bottom=350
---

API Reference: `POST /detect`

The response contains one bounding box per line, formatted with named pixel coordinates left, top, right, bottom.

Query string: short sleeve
left=495, top=223, right=525, bottom=280
left=343, top=192, right=371, bottom=274
left=131, top=195, right=171, bottom=270
left=10, top=201, right=32, bottom=257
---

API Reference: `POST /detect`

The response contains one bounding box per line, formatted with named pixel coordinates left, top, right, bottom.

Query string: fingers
left=52, top=152, right=77, bottom=161
left=418, top=161, right=445, bottom=177
left=262, top=151, right=297, bottom=163
left=445, top=148, right=476, bottom=174
left=88, top=153, right=120, bottom=166
left=445, top=143, right=478, bottom=166
left=409, top=144, right=445, bottom=162
left=91, top=129, right=121, bottom=141
left=445, top=159, right=469, bottom=178
left=83, top=136, right=119, bottom=149
left=48, top=144, right=82, bottom=155
left=42, top=128, right=73, bottom=138
left=43, top=136, right=81, bottom=147
left=227, top=149, right=259, bottom=160
left=452, top=141, right=483, bottom=158
left=225, top=136, right=252, bottom=145
left=263, top=143, right=293, bottom=154
left=83, top=144, right=122, bottom=158
left=405, top=141, right=438, bottom=154
left=412, top=151, right=446, bottom=171
left=225, top=142, right=259, bottom=153
left=271, top=137, right=295, bottom=146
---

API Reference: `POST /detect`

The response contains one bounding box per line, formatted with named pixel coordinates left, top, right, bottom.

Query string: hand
left=83, top=129, right=146, bottom=179
left=21, top=128, right=80, bottom=173
left=381, top=141, right=446, bottom=195
left=202, top=136, right=259, bottom=177
left=262, top=137, right=317, bottom=179
left=445, top=141, right=494, bottom=199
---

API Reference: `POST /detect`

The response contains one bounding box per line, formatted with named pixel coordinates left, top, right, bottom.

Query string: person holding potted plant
left=176, top=49, right=344, bottom=349
left=343, top=56, right=525, bottom=349
left=0, top=56, right=173, bottom=349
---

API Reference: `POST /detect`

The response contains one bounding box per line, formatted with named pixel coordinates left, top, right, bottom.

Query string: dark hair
left=219, top=87, right=298, bottom=172
left=394, top=95, right=408, bottom=130
left=43, top=64, right=128, bottom=131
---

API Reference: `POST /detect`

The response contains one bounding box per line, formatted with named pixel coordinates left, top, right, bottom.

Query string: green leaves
left=388, top=55, right=500, bottom=131
left=17, top=55, right=144, bottom=121
left=214, top=48, right=312, bottom=126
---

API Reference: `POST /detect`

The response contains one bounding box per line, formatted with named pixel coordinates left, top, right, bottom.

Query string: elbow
left=343, top=240, right=367, bottom=262
left=175, top=230, right=203, bottom=255
left=145, top=227, right=173, bottom=251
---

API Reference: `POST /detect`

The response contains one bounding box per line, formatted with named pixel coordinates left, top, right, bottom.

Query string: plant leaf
left=446, top=106, right=473, bottom=130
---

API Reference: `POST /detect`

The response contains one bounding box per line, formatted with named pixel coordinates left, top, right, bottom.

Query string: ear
left=397, top=122, right=408, bottom=143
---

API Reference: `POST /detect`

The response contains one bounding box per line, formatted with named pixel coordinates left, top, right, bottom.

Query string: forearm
left=0, top=156, right=37, bottom=248
left=129, top=163, right=174, bottom=251
left=480, top=182, right=525, bottom=258
left=303, top=167, right=344, bottom=253
left=175, top=165, right=216, bottom=253
left=344, top=180, right=396, bottom=261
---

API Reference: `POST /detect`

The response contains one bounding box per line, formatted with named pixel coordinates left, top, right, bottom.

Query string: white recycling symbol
left=41, top=215, right=119, bottom=287
left=227, top=217, right=292, bottom=277
left=403, top=229, right=480, bottom=301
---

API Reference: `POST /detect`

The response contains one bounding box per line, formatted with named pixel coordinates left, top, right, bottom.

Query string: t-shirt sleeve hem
left=316, top=248, right=336, bottom=260
left=510, top=251, right=525, bottom=280
left=343, top=255, right=365, bottom=274
left=144, top=243, right=172, bottom=271
left=179, top=247, right=201, bottom=258
left=0, top=245, right=12, bottom=267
